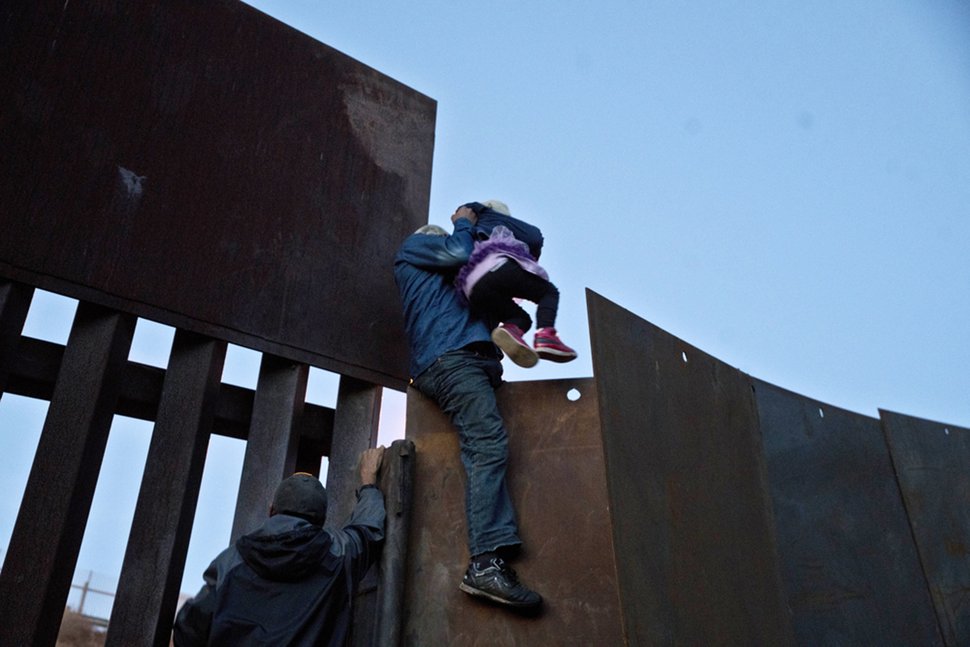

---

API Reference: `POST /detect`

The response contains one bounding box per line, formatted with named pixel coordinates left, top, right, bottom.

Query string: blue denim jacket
left=394, top=218, right=493, bottom=377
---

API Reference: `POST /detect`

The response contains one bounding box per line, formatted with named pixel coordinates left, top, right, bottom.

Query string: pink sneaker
left=534, top=327, right=577, bottom=363
left=491, top=323, right=539, bottom=368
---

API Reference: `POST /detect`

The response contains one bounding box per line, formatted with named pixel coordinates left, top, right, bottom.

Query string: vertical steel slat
left=230, top=354, right=309, bottom=542
left=0, top=302, right=135, bottom=647
left=325, top=376, right=382, bottom=528
left=332, top=377, right=382, bottom=647
left=106, top=331, right=227, bottom=647
left=0, top=280, right=34, bottom=400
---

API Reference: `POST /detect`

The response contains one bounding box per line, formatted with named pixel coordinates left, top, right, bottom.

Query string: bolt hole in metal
left=681, top=351, right=688, bottom=363
left=566, top=388, right=581, bottom=402
left=818, top=408, right=825, bottom=418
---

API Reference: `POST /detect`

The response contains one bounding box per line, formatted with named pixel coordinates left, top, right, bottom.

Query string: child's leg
left=490, top=263, right=560, bottom=330
left=487, top=266, right=576, bottom=363
left=528, top=279, right=559, bottom=330
left=468, top=262, right=534, bottom=332
left=469, top=262, right=541, bottom=368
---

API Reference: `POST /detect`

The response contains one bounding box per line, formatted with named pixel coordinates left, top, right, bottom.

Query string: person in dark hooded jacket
left=173, top=447, right=386, bottom=647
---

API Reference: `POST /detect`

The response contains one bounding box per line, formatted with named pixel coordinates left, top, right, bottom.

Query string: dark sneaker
left=459, top=557, right=542, bottom=608
left=492, top=323, right=538, bottom=368
left=534, top=327, right=577, bottom=363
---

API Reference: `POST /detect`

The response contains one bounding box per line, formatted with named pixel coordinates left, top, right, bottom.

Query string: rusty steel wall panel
left=107, top=331, right=226, bottom=647
left=0, top=281, right=33, bottom=399
left=351, top=439, right=415, bottom=647
left=0, top=0, right=435, bottom=389
left=0, top=303, right=136, bottom=647
left=231, top=355, right=309, bottom=542
left=881, top=410, right=970, bottom=646
left=403, top=378, right=624, bottom=646
left=755, top=381, right=943, bottom=646
left=3, top=334, right=335, bottom=441
left=326, top=376, right=383, bottom=527
left=587, top=290, right=793, bottom=646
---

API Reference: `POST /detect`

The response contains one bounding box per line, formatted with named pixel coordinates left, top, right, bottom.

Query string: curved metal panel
left=587, top=290, right=793, bottom=646
left=881, top=410, right=969, bottom=646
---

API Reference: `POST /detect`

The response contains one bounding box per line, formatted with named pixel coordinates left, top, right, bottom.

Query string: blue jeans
left=413, top=349, right=521, bottom=556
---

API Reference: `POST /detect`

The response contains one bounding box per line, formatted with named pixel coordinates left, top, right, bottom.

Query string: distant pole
left=78, top=571, right=92, bottom=616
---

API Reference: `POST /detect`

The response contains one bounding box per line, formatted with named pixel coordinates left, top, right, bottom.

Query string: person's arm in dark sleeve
left=172, top=558, right=220, bottom=646
left=328, top=447, right=387, bottom=582
left=342, top=486, right=386, bottom=582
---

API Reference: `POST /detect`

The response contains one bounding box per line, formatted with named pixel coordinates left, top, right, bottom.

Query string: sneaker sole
left=536, top=348, right=577, bottom=363
left=459, top=581, right=542, bottom=608
left=492, top=328, right=538, bottom=368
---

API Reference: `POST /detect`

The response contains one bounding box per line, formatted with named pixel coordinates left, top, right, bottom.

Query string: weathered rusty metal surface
left=107, top=331, right=227, bottom=647
left=403, top=378, right=624, bottom=646
left=0, top=303, right=136, bottom=647
left=587, top=290, right=793, bottom=646
left=0, top=0, right=435, bottom=389
left=352, top=439, right=416, bottom=647
left=3, top=334, right=334, bottom=440
left=881, top=410, right=970, bottom=646
left=326, top=376, right=383, bottom=527
left=755, top=380, right=943, bottom=646
left=375, top=439, right=416, bottom=647
left=0, top=280, right=33, bottom=399
left=231, top=355, right=309, bottom=542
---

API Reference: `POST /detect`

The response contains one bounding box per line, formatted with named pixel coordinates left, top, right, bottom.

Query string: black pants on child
left=468, top=260, right=559, bottom=333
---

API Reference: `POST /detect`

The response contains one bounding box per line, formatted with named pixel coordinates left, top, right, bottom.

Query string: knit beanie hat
left=272, top=472, right=328, bottom=525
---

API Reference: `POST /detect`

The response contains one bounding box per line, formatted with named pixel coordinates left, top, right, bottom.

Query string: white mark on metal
left=118, top=166, right=147, bottom=198
left=51, top=0, right=72, bottom=52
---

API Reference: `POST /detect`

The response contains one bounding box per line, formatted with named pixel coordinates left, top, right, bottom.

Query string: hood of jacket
left=235, top=514, right=334, bottom=582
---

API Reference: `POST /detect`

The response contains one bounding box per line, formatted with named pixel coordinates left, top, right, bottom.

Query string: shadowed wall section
left=587, top=290, right=793, bottom=645
left=403, top=378, right=624, bottom=645
left=881, top=411, right=970, bottom=645
left=755, top=380, right=942, bottom=645
left=401, top=291, right=966, bottom=645
left=0, top=1, right=433, bottom=644
left=0, top=0, right=434, bottom=388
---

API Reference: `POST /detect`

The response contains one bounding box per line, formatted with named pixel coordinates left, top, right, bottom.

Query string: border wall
left=401, top=291, right=967, bottom=646
left=0, top=1, right=431, bottom=644
left=2, top=2, right=967, bottom=645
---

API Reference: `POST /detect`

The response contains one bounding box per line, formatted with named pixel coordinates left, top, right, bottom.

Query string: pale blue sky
left=242, top=0, right=970, bottom=421
left=1, top=0, right=968, bottom=615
